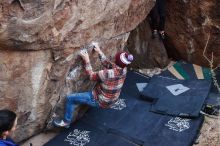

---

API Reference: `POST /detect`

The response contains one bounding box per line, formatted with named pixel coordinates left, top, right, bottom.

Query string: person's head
left=0, top=110, right=17, bottom=138
left=115, top=51, right=133, bottom=68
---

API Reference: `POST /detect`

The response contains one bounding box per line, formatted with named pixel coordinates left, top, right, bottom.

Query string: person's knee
left=66, top=95, right=70, bottom=100
left=66, top=94, right=81, bottom=104
left=66, top=95, right=75, bottom=103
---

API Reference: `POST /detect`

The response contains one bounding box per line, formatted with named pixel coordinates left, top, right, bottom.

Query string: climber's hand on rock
left=91, top=42, right=101, bottom=53
left=79, top=49, right=89, bottom=62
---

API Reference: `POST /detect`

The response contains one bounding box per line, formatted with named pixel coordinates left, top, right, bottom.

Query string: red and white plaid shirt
left=84, top=52, right=127, bottom=108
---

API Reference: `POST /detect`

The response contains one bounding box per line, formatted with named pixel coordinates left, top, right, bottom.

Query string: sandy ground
left=21, top=115, right=220, bottom=146
left=196, top=116, right=220, bottom=146
left=21, top=132, right=58, bottom=146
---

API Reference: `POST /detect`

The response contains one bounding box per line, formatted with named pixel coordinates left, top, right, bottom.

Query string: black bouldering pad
left=141, top=75, right=211, bottom=118
left=44, top=121, right=137, bottom=146
left=110, top=102, right=204, bottom=146
left=143, top=115, right=204, bottom=146
left=158, top=61, right=220, bottom=116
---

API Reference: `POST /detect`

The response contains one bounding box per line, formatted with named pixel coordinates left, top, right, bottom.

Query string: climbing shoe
left=53, top=118, right=70, bottom=128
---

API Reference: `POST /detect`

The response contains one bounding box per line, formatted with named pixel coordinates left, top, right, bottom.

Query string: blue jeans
left=64, top=91, right=99, bottom=122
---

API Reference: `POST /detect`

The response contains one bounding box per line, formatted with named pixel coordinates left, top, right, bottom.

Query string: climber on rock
left=150, top=0, right=166, bottom=40
left=0, top=109, right=19, bottom=146
left=53, top=42, right=134, bottom=128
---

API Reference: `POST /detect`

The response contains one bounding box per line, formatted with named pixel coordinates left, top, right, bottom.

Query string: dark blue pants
left=64, top=92, right=99, bottom=122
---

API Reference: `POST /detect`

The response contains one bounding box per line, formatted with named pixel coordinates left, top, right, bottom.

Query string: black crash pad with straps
left=111, top=102, right=204, bottom=146
left=44, top=121, right=137, bottom=146
left=159, top=61, right=220, bottom=104
left=141, top=75, right=211, bottom=118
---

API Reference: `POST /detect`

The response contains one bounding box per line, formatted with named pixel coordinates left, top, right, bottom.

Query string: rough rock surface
left=197, top=116, right=220, bottom=146
left=0, top=0, right=155, bottom=142
left=0, top=0, right=154, bottom=51
left=127, top=17, right=169, bottom=69
left=166, top=0, right=220, bottom=67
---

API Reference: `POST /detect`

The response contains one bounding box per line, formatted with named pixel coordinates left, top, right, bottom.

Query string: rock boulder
left=166, top=0, right=220, bottom=67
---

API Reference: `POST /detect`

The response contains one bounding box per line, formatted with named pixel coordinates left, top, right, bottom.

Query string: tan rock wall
left=0, top=50, right=51, bottom=141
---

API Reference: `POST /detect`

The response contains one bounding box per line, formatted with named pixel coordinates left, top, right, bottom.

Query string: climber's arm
left=79, top=49, right=100, bottom=81
left=92, top=42, right=114, bottom=68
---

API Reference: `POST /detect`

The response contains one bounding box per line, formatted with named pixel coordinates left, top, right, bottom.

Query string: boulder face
left=165, top=0, right=220, bottom=67
left=0, top=0, right=155, bottom=142
left=0, top=0, right=154, bottom=51
left=127, top=17, right=169, bottom=69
